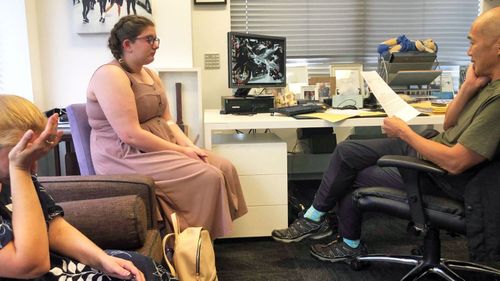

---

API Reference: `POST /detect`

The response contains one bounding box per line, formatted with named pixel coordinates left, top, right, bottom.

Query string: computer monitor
left=227, top=32, right=286, bottom=97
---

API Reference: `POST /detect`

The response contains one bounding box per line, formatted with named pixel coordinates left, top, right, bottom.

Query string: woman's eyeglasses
left=135, top=35, right=160, bottom=46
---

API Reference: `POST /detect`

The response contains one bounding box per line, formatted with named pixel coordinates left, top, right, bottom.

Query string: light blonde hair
left=0, top=95, right=47, bottom=147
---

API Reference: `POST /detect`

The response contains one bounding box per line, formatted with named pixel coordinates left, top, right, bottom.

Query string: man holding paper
left=272, top=7, right=500, bottom=264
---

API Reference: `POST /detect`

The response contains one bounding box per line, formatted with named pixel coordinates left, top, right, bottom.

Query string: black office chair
left=352, top=155, right=500, bottom=281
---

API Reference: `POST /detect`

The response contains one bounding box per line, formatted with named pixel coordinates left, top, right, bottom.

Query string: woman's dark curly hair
left=108, top=15, right=155, bottom=60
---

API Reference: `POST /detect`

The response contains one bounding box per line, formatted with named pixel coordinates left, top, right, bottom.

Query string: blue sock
left=304, top=206, right=325, bottom=222
left=343, top=238, right=360, bottom=248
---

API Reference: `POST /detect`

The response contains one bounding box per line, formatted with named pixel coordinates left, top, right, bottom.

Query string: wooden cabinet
left=212, top=133, right=288, bottom=238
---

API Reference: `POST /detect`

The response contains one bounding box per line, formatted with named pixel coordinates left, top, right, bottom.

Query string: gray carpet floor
left=214, top=213, right=500, bottom=281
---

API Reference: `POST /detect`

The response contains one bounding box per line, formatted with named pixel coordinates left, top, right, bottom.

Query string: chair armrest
left=378, top=155, right=446, bottom=175
left=377, top=155, right=446, bottom=232
left=37, top=174, right=158, bottom=229
left=59, top=194, right=147, bottom=250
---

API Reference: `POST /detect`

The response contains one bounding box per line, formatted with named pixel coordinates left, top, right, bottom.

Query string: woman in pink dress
left=86, top=15, right=247, bottom=238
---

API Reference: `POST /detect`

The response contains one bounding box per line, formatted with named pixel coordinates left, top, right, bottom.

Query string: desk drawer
left=212, top=134, right=286, bottom=175
left=225, top=205, right=288, bottom=238
left=239, top=175, right=287, bottom=206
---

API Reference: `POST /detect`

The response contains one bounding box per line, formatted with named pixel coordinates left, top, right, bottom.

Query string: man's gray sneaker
left=271, top=216, right=332, bottom=243
left=310, top=237, right=368, bottom=263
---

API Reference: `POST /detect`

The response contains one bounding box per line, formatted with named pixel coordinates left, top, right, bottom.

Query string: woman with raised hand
left=86, top=15, right=247, bottom=238
left=0, top=94, right=174, bottom=280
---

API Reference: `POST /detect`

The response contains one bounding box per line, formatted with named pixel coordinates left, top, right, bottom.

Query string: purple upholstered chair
left=66, top=103, right=96, bottom=176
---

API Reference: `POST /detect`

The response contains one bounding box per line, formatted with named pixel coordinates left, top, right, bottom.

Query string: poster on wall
left=72, top=0, right=153, bottom=34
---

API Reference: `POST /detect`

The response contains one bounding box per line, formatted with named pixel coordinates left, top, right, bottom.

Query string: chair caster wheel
left=350, top=259, right=368, bottom=271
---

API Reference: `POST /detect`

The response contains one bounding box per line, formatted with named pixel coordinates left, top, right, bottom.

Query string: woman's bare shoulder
left=88, top=63, right=131, bottom=99
left=90, top=63, right=129, bottom=87
left=93, top=63, right=126, bottom=78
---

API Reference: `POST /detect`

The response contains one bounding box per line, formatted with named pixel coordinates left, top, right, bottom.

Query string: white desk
left=204, top=109, right=445, bottom=149
left=205, top=109, right=444, bottom=237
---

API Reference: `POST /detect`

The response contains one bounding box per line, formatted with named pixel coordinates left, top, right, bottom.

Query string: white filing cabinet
left=212, top=133, right=288, bottom=238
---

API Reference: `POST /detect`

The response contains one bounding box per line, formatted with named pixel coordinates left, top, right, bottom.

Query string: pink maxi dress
left=87, top=64, right=247, bottom=238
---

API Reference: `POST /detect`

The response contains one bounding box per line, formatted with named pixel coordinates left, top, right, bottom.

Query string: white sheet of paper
left=361, top=71, right=420, bottom=122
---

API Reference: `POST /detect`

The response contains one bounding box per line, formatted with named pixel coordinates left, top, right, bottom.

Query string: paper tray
left=388, top=70, right=442, bottom=87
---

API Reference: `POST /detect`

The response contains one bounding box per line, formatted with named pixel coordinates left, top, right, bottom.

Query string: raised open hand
left=8, top=114, right=63, bottom=171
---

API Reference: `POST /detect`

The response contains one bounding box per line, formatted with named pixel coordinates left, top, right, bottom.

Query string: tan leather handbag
left=163, top=213, right=218, bottom=281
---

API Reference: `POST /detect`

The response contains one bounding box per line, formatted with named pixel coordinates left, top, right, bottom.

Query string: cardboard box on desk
left=309, top=76, right=336, bottom=89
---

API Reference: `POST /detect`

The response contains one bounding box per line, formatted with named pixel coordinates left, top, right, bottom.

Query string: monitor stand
left=234, top=88, right=252, bottom=97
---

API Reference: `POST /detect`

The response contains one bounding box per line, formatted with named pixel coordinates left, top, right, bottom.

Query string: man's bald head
left=472, top=6, right=500, bottom=40
left=467, top=6, right=500, bottom=81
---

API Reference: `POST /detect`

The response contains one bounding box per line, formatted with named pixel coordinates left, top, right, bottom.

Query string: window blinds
left=230, top=0, right=479, bottom=76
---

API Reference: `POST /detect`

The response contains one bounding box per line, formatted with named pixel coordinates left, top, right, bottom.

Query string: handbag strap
left=162, top=233, right=177, bottom=278
left=171, top=212, right=181, bottom=237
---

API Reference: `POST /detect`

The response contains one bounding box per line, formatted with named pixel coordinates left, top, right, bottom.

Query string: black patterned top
left=0, top=176, right=64, bottom=249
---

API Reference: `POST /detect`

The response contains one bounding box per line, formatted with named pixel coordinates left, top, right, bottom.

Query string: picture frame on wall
left=72, top=0, right=153, bottom=34
left=194, top=0, right=227, bottom=4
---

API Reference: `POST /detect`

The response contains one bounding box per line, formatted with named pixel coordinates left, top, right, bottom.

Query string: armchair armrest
left=37, top=174, right=158, bottom=229
left=377, top=155, right=446, bottom=175
left=59, top=194, right=147, bottom=250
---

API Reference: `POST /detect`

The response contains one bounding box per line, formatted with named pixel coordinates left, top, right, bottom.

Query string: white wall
left=26, top=0, right=193, bottom=111
left=192, top=3, right=232, bottom=110
left=0, top=0, right=33, bottom=101
left=149, top=1, right=193, bottom=70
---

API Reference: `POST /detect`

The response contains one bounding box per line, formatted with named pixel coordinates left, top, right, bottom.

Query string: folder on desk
left=296, top=112, right=354, bottom=122
left=296, top=109, right=387, bottom=123
left=410, top=101, right=448, bottom=114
